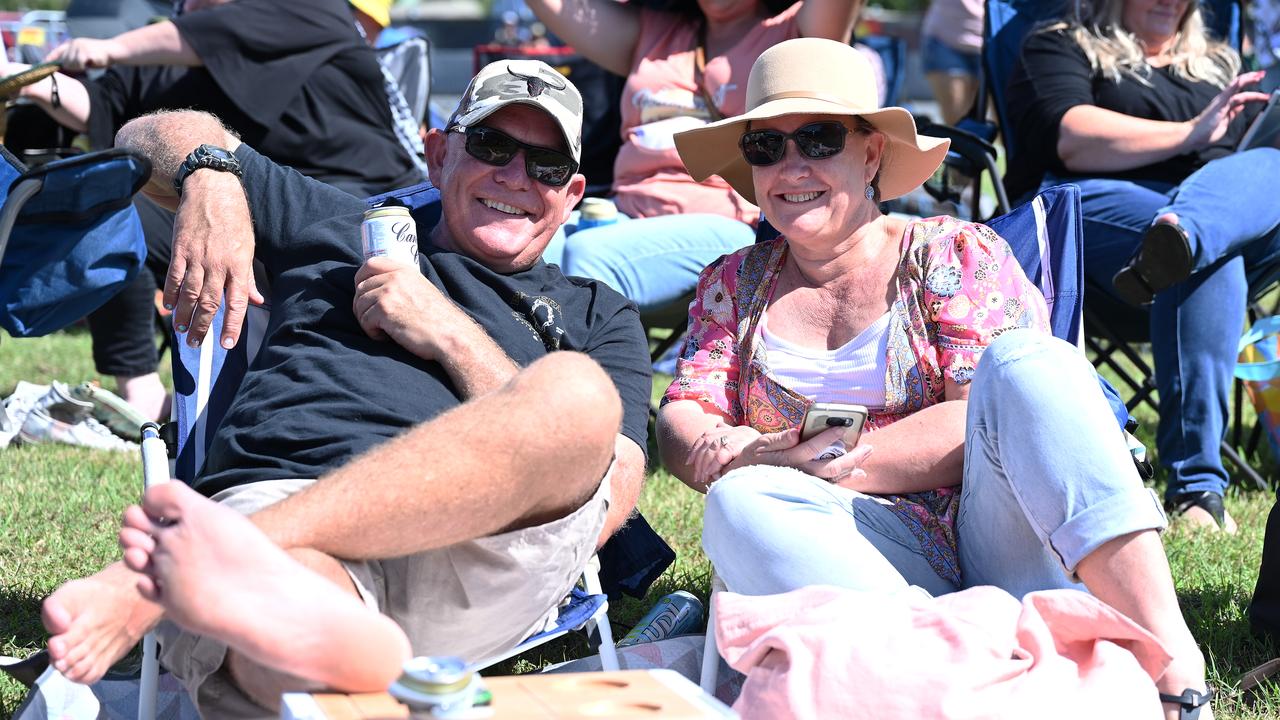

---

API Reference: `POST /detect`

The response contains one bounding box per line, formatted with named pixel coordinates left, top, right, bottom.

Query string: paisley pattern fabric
left=662, top=217, right=1050, bottom=584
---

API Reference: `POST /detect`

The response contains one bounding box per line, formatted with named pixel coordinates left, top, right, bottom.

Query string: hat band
left=752, top=90, right=872, bottom=112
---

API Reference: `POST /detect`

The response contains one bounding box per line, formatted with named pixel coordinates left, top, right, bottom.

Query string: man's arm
left=46, top=22, right=200, bottom=72
left=599, top=435, right=645, bottom=548
left=352, top=259, right=521, bottom=398
left=115, top=110, right=262, bottom=349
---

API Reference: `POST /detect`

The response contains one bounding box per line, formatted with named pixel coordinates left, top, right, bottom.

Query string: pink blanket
left=716, top=585, right=1171, bottom=719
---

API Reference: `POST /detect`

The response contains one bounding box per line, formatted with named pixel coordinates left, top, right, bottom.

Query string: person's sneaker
left=68, top=382, right=150, bottom=442
left=18, top=382, right=139, bottom=453
left=1, top=381, right=52, bottom=448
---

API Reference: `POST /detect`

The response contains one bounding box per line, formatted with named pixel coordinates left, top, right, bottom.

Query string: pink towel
left=716, top=585, right=1172, bottom=720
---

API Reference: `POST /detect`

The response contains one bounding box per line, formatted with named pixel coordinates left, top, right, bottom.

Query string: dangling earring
left=864, top=185, right=875, bottom=201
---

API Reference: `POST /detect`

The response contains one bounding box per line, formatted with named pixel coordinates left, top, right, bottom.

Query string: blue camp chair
left=699, top=184, right=1125, bottom=691
left=0, top=147, right=150, bottom=432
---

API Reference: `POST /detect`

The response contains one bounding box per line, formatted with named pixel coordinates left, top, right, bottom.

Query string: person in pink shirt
left=661, top=39, right=1214, bottom=720
left=527, top=0, right=861, bottom=316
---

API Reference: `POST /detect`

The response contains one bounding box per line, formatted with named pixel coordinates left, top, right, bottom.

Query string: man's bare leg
left=119, top=482, right=410, bottom=697
left=217, top=351, right=623, bottom=709
left=42, top=563, right=163, bottom=683
left=44, top=350, right=619, bottom=694
left=253, top=351, right=623, bottom=559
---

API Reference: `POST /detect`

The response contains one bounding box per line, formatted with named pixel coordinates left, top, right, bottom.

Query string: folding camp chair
left=921, top=0, right=1269, bottom=487
left=141, top=178, right=630, bottom=719
left=0, top=147, right=150, bottom=432
left=699, top=184, right=1129, bottom=692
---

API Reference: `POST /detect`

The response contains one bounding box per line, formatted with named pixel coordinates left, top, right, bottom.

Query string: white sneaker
left=1, top=381, right=52, bottom=449
left=17, top=382, right=139, bottom=453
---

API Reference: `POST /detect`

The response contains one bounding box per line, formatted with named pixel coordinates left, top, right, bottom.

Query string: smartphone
left=800, top=402, right=868, bottom=460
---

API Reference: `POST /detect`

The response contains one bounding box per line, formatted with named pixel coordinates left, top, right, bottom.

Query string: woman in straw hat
left=657, top=38, right=1212, bottom=719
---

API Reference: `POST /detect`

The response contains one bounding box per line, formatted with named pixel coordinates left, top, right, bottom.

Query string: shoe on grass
left=1, top=381, right=52, bottom=448
left=69, top=381, right=150, bottom=441
left=17, top=382, right=138, bottom=453
left=1168, top=490, right=1238, bottom=534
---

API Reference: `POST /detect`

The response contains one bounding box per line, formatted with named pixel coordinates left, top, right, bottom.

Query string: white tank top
left=760, top=309, right=891, bottom=408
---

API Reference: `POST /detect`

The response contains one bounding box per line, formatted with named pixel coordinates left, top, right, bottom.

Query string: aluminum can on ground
left=362, top=205, right=419, bottom=266
left=616, top=590, right=704, bottom=647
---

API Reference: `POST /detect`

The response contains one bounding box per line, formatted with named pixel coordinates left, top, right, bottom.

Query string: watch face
left=199, top=144, right=236, bottom=162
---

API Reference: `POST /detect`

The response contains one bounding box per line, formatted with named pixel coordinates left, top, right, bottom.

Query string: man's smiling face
left=426, top=104, right=585, bottom=273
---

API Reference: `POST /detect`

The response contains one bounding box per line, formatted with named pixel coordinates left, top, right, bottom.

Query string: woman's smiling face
left=749, top=113, right=885, bottom=246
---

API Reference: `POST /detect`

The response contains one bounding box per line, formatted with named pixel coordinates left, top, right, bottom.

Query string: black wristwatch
left=173, top=144, right=242, bottom=195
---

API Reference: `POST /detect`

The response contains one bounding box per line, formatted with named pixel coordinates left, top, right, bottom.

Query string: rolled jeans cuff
left=1050, top=485, right=1167, bottom=580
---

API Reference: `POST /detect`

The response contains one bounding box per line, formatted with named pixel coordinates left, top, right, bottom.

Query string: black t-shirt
left=1005, top=27, right=1256, bottom=199
left=194, top=145, right=652, bottom=497
left=86, top=0, right=419, bottom=197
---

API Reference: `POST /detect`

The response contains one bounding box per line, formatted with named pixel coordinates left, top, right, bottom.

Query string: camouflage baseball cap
left=447, top=59, right=584, bottom=163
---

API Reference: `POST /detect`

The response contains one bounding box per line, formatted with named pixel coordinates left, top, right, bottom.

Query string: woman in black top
left=1007, top=0, right=1280, bottom=537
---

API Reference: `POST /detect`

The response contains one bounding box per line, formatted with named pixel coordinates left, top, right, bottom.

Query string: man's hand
left=164, top=170, right=263, bottom=349
left=47, top=38, right=125, bottom=72
left=353, top=257, right=466, bottom=360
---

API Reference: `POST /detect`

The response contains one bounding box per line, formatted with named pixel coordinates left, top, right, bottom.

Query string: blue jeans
left=1047, top=148, right=1280, bottom=501
left=702, top=329, right=1167, bottom=597
left=542, top=211, right=755, bottom=315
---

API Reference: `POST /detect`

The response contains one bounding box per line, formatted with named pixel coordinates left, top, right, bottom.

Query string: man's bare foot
left=42, top=562, right=163, bottom=683
left=118, top=482, right=410, bottom=692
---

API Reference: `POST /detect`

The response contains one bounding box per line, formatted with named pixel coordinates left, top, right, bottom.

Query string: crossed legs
left=43, top=351, right=622, bottom=709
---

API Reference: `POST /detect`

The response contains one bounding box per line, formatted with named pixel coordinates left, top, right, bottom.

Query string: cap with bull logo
left=447, top=59, right=584, bottom=163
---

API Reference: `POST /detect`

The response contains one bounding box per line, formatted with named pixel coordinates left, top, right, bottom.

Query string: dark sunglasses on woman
left=739, top=121, right=850, bottom=167
left=449, top=125, right=579, bottom=187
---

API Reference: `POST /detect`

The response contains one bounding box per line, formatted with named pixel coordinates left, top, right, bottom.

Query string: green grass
left=1, top=330, right=1279, bottom=718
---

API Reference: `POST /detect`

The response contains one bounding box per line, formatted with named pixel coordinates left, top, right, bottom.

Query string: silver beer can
left=361, top=205, right=419, bottom=266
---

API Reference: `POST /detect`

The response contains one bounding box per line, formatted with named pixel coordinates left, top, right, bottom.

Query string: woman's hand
left=718, top=426, right=874, bottom=485
left=690, top=424, right=762, bottom=490
left=1185, top=70, right=1270, bottom=152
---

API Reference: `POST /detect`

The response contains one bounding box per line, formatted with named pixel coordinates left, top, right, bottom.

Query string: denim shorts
left=922, top=35, right=981, bottom=77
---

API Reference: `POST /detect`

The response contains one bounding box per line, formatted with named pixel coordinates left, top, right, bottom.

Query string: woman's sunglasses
left=739, top=121, right=850, bottom=167
left=451, top=125, right=579, bottom=187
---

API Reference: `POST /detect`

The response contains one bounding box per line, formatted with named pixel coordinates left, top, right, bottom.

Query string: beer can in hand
left=362, top=205, right=419, bottom=266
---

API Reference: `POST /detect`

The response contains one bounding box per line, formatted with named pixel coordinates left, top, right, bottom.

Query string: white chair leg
left=699, top=572, right=726, bottom=694
left=582, top=555, right=620, bottom=671
left=138, top=424, right=169, bottom=720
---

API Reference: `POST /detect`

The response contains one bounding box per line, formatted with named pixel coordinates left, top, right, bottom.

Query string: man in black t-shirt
left=42, top=61, right=651, bottom=715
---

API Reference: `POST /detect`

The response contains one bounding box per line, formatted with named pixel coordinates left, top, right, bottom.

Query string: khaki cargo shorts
left=157, top=470, right=611, bottom=719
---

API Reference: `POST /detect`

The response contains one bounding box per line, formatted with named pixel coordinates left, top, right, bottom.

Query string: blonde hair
left=1046, top=0, right=1239, bottom=87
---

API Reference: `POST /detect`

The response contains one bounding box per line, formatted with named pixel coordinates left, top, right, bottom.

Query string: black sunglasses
left=452, top=125, right=579, bottom=187
left=739, top=121, right=850, bottom=167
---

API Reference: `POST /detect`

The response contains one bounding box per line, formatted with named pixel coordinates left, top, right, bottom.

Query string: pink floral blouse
left=662, top=217, right=1050, bottom=585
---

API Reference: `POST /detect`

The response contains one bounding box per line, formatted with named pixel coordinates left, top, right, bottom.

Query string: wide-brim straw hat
left=675, top=37, right=950, bottom=204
